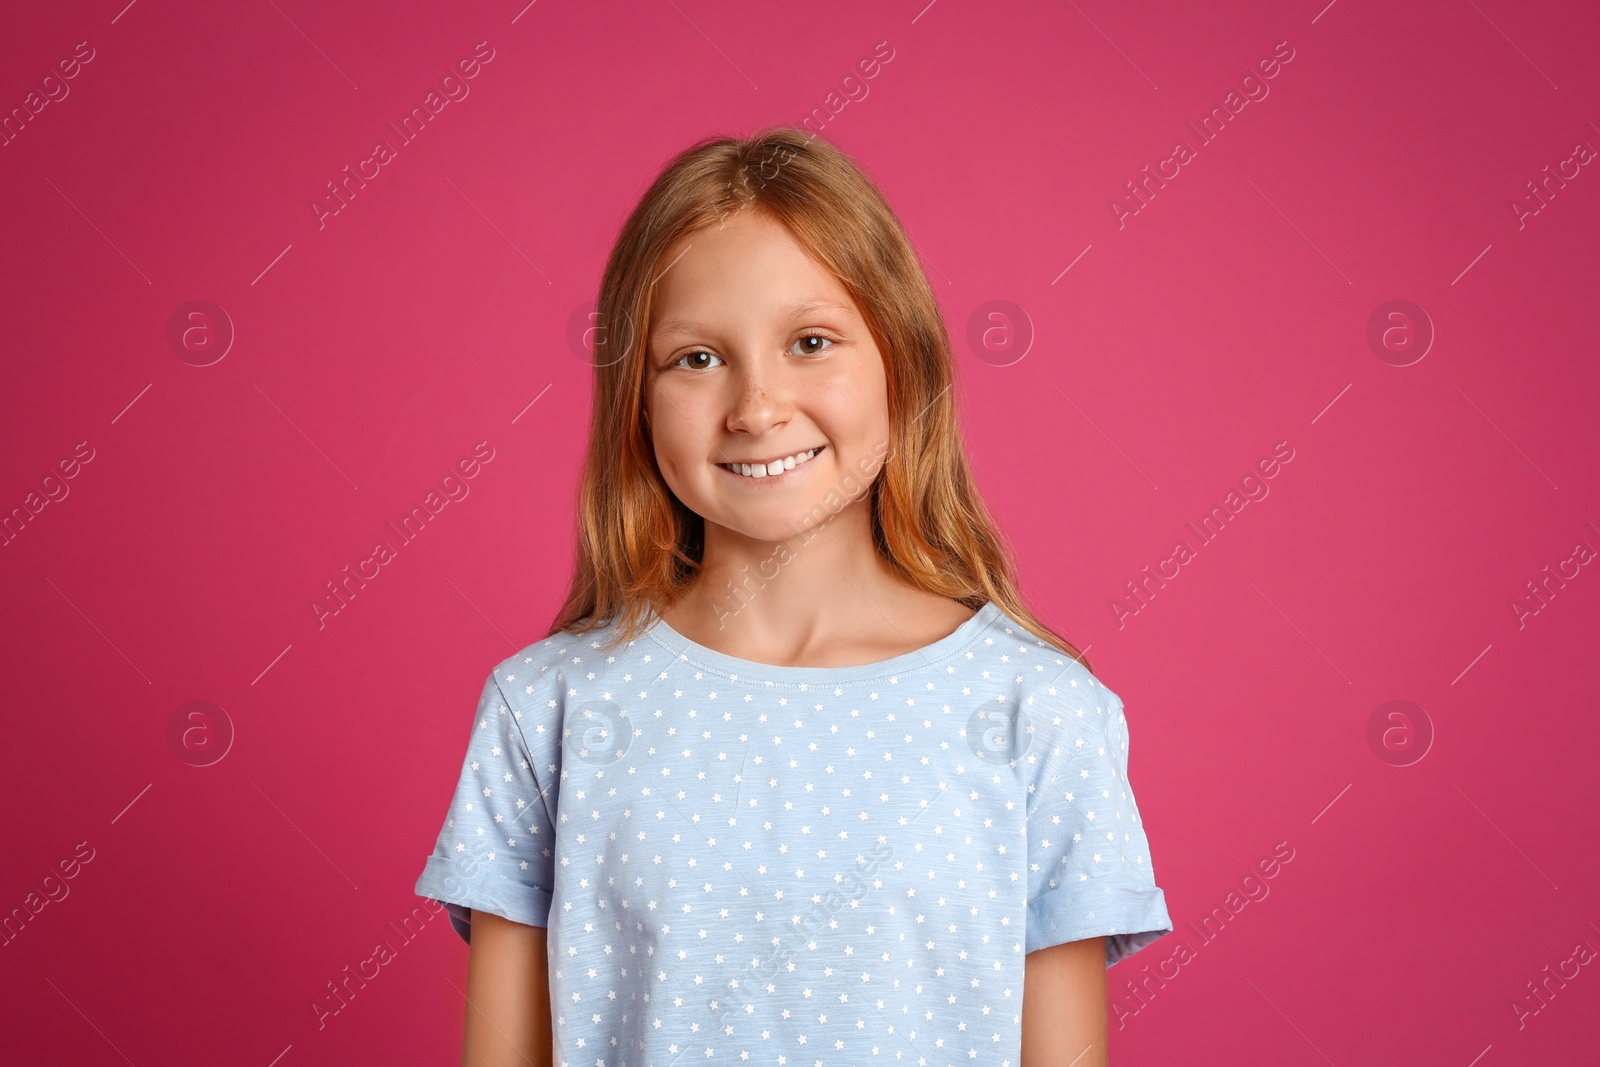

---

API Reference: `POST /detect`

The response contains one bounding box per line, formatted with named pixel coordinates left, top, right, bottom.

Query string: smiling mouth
left=716, top=444, right=826, bottom=480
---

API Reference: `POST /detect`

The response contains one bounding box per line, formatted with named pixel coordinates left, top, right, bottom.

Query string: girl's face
left=644, top=209, right=891, bottom=545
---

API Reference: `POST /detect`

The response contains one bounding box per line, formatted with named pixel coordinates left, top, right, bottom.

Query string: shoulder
left=980, top=605, right=1123, bottom=713
left=488, top=632, right=571, bottom=703
left=484, top=618, right=653, bottom=772
left=485, top=617, right=647, bottom=715
left=975, top=606, right=1127, bottom=772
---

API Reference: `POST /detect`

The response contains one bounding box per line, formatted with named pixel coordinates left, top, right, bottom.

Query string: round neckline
left=645, top=601, right=1003, bottom=686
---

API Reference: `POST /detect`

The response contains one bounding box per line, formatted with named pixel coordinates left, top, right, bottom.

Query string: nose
left=725, top=363, right=790, bottom=436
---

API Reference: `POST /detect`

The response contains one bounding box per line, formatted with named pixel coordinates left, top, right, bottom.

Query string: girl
left=414, top=127, right=1172, bottom=1067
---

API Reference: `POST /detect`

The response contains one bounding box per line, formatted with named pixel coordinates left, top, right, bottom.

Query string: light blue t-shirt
left=414, top=600, right=1171, bottom=1063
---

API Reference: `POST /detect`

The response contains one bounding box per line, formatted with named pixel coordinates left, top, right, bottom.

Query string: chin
left=704, top=507, right=822, bottom=545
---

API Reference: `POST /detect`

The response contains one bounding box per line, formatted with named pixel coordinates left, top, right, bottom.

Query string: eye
left=672, top=350, right=725, bottom=371
left=791, top=332, right=835, bottom=356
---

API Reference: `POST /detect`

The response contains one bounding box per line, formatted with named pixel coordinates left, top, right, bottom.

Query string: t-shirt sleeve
left=413, top=665, right=558, bottom=943
left=1024, top=683, right=1172, bottom=967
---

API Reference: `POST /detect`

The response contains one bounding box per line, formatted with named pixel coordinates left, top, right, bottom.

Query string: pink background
left=3, top=0, right=1597, bottom=1063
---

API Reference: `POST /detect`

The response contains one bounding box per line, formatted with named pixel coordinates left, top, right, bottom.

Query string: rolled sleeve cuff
left=414, top=856, right=553, bottom=945
left=1026, top=881, right=1173, bottom=966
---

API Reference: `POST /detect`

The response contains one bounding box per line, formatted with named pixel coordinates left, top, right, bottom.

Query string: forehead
left=650, top=213, right=861, bottom=338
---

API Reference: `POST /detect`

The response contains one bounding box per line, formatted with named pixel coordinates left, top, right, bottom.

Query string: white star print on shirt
left=414, top=601, right=1171, bottom=1066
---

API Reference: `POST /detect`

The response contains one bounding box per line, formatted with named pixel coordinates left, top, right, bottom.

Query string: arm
left=1021, top=936, right=1108, bottom=1067
left=461, top=910, right=553, bottom=1067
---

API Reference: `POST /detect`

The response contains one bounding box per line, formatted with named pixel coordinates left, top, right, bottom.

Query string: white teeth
left=724, top=448, right=819, bottom=479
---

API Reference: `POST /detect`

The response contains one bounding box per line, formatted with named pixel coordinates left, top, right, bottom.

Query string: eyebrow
left=652, top=299, right=855, bottom=338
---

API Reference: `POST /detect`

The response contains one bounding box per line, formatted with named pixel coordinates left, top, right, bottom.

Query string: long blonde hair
left=549, top=126, right=1090, bottom=671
